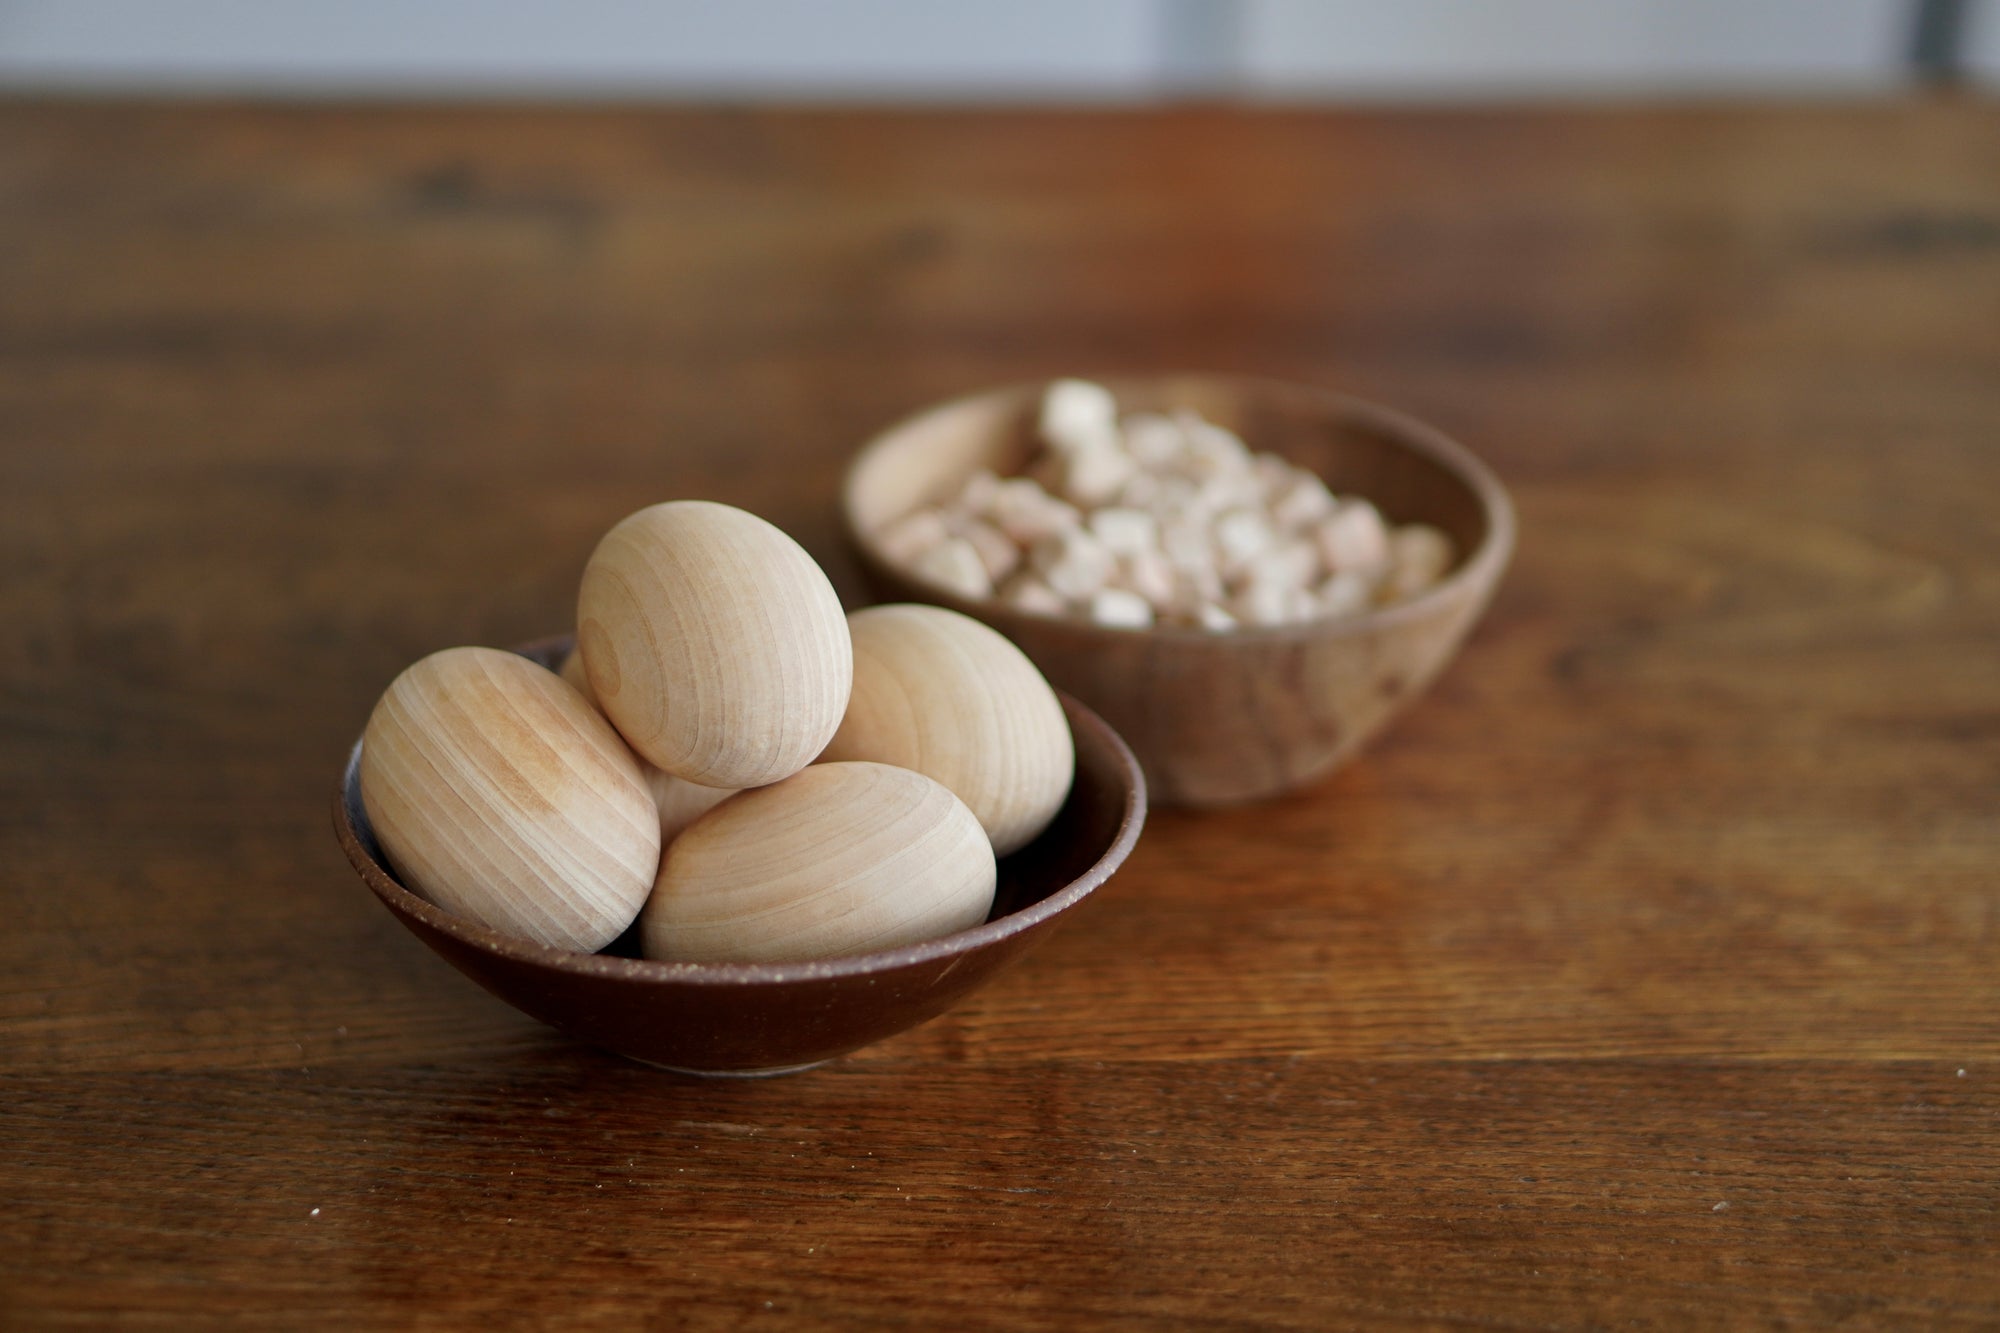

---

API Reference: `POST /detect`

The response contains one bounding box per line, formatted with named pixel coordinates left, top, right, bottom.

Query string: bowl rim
left=841, top=373, right=1517, bottom=641
left=333, top=660, right=1147, bottom=988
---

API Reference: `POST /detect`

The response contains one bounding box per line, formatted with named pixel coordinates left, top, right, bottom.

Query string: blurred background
left=0, top=0, right=1994, bottom=99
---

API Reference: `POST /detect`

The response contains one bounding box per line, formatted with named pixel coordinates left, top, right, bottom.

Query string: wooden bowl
left=842, top=375, right=1516, bottom=807
left=334, top=637, right=1146, bottom=1076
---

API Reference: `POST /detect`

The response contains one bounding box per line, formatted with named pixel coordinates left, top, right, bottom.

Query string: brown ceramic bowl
left=843, top=375, right=1516, bottom=807
left=334, top=636, right=1145, bottom=1076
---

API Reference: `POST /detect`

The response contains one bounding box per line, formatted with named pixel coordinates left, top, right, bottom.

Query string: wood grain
left=824, top=603, right=1074, bottom=854
left=577, top=500, right=853, bottom=789
left=559, top=644, right=741, bottom=843
left=641, top=761, right=995, bottom=964
left=3, top=98, right=1998, bottom=1327
left=359, top=645, right=659, bottom=953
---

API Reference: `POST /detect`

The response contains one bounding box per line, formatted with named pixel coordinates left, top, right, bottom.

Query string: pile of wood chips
left=877, top=380, right=1455, bottom=630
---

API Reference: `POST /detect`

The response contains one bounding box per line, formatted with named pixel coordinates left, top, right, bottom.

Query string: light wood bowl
left=842, top=375, right=1516, bottom=807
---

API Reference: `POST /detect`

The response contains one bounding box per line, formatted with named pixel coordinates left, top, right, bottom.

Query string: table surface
left=4, top=97, right=1997, bottom=1328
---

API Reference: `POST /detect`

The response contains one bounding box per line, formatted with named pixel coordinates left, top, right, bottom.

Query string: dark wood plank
left=5, top=1060, right=1995, bottom=1330
left=2, top=98, right=1997, bottom=1327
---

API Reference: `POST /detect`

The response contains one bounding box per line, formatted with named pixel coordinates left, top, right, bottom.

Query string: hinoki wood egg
left=359, top=646, right=661, bottom=952
left=820, top=604, right=1074, bottom=856
left=560, top=647, right=738, bottom=843
left=640, top=762, right=996, bottom=964
left=577, top=501, right=852, bottom=790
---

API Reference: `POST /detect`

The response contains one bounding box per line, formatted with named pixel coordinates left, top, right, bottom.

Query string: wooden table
left=4, top=98, right=1996, bottom=1328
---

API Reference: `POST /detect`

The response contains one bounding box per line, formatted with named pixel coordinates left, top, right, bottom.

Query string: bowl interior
left=844, top=374, right=1507, bottom=610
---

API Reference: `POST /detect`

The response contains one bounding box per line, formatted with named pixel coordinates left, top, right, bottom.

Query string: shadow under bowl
left=843, top=374, right=1516, bottom=807
left=333, top=637, right=1147, bottom=1076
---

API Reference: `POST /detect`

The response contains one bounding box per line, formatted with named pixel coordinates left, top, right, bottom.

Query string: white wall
left=1237, top=0, right=1908, bottom=96
left=0, top=0, right=1955, bottom=97
left=1970, top=0, right=2000, bottom=81
left=0, top=0, right=1163, bottom=96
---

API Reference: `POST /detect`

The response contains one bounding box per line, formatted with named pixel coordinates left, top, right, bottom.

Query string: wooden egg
left=646, top=771, right=737, bottom=844
left=359, top=646, right=661, bottom=952
left=641, top=761, right=996, bottom=964
left=559, top=646, right=737, bottom=843
left=577, top=501, right=852, bottom=789
left=557, top=644, right=593, bottom=697
left=820, top=603, right=1074, bottom=856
